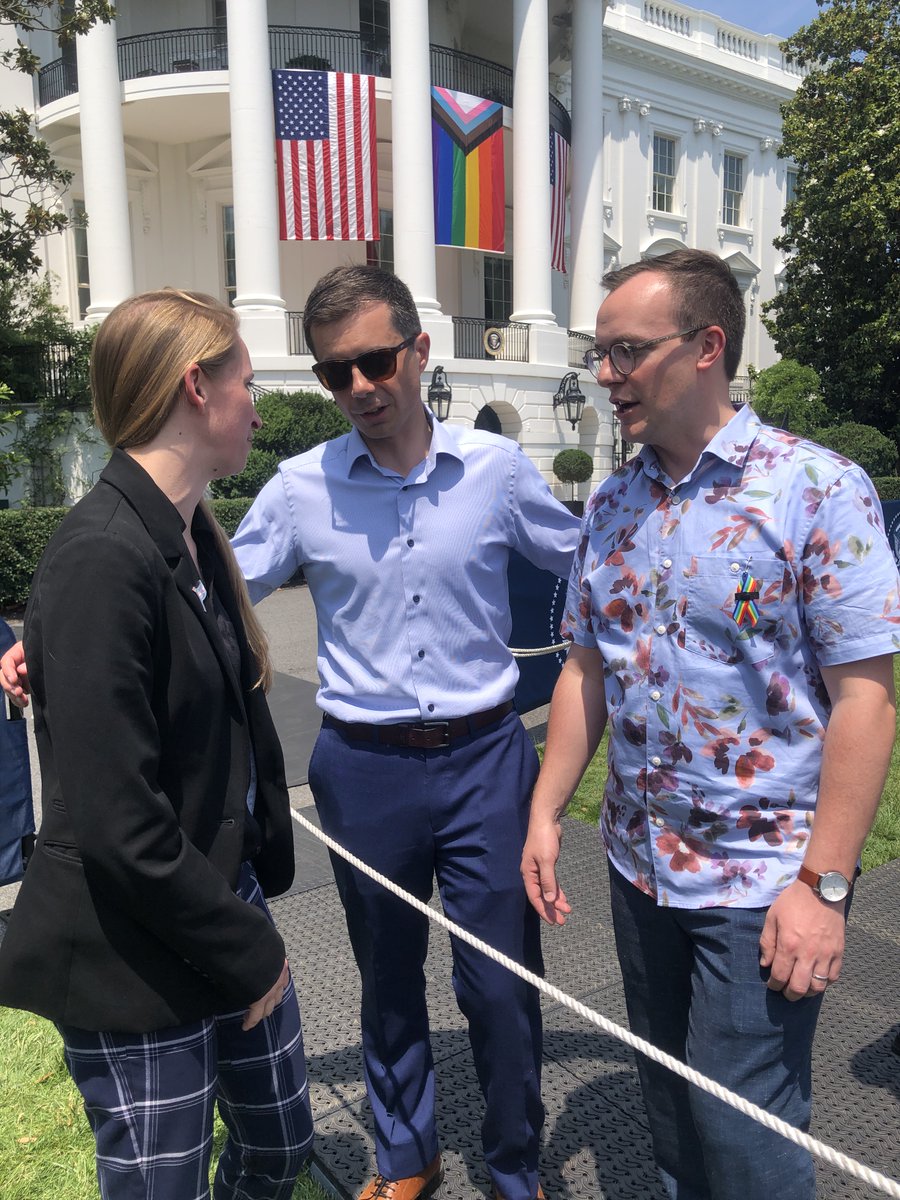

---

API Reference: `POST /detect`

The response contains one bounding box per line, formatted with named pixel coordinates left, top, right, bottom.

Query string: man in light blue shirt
left=523, top=249, right=900, bottom=1200
left=232, top=266, right=579, bottom=1200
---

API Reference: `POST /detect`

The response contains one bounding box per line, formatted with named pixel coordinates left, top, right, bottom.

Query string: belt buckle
left=411, top=720, right=451, bottom=748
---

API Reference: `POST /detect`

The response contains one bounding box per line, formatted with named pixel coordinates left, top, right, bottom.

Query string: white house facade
left=3, top=0, right=803, bottom=505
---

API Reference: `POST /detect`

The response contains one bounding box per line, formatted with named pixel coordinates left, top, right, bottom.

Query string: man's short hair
left=303, top=265, right=421, bottom=358
left=602, top=249, right=745, bottom=381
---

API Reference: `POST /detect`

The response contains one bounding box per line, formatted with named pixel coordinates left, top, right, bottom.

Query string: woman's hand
left=242, top=959, right=290, bottom=1030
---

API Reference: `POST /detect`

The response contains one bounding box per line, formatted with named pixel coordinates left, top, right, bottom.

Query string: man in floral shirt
left=522, top=249, right=900, bottom=1200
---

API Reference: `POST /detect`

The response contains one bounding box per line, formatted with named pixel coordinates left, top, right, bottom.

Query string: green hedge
left=6, top=478, right=898, bottom=610
left=0, top=506, right=68, bottom=609
left=0, top=498, right=258, bottom=610
left=873, top=477, right=900, bottom=502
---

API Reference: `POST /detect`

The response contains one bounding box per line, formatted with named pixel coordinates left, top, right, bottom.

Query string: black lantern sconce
left=553, top=371, right=586, bottom=430
left=427, top=365, right=452, bottom=422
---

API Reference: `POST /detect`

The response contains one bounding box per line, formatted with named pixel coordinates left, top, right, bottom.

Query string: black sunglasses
left=312, top=335, right=418, bottom=392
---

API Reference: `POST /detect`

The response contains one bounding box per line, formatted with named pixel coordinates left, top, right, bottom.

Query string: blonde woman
left=0, top=290, right=313, bottom=1199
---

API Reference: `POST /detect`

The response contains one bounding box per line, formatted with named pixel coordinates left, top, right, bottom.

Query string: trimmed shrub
left=208, top=497, right=255, bottom=538
left=811, top=422, right=899, bottom=478
left=0, top=498, right=271, bottom=611
left=210, top=389, right=350, bottom=499
left=873, top=477, right=900, bottom=502
left=0, top=506, right=68, bottom=609
left=553, top=449, right=593, bottom=484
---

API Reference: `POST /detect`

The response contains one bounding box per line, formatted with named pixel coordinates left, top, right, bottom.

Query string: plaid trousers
left=59, top=865, right=313, bottom=1200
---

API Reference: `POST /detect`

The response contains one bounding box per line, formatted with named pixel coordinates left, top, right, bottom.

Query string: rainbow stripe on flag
left=431, top=87, right=505, bottom=252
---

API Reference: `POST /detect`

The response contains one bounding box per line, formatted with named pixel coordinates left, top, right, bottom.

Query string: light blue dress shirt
left=563, top=403, right=900, bottom=909
left=232, top=414, right=580, bottom=722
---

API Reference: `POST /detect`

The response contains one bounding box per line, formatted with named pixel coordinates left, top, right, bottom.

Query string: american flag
left=273, top=69, right=378, bottom=241
left=550, top=128, right=569, bottom=273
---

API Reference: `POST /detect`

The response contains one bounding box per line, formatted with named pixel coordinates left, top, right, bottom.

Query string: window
left=652, top=134, right=676, bottom=213
left=366, top=209, right=394, bottom=274
left=222, top=205, right=236, bottom=306
left=722, top=153, right=745, bottom=226
left=72, top=199, right=90, bottom=320
left=360, top=0, right=390, bottom=75
left=785, top=169, right=798, bottom=206
left=484, top=256, right=512, bottom=323
left=212, top=0, right=227, bottom=29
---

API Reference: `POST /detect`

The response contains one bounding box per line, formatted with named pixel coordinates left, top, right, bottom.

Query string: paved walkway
left=3, top=586, right=899, bottom=1197
left=281, top=812, right=900, bottom=1200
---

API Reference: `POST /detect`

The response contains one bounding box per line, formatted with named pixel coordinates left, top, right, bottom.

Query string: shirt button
left=662, top=558, right=672, bottom=569
left=650, top=755, right=662, bottom=767
left=413, top=594, right=421, bottom=604
left=650, top=689, right=661, bottom=701
left=730, top=562, right=741, bottom=573
left=656, top=624, right=667, bottom=635
left=418, top=649, right=425, bottom=658
left=407, top=538, right=414, bottom=547
left=428, top=703, right=435, bottom=712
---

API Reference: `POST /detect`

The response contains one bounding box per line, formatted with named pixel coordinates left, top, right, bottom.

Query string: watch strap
left=797, top=864, right=823, bottom=892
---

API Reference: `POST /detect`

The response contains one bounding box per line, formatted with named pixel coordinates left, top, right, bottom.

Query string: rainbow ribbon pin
left=732, top=570, right=761, bottom=628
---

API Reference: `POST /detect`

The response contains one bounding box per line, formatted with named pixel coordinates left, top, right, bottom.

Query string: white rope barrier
left=291, top=808, right=900, bottom=1199
left=509, top=642, right=569, bottom=657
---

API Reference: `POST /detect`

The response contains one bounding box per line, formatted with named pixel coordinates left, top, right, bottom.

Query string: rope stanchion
left=291, top=808, right=900, bottom=1199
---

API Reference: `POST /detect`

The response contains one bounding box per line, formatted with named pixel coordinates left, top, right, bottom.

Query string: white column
left=226, top=0, right=287, bottom=355
left=569, top=0, right=606, bottom=334
left=389, top=0, right=443, bottom=324
left=75, top=18, right=133, bottom=320
left=510, top=0, right=555, bottom=326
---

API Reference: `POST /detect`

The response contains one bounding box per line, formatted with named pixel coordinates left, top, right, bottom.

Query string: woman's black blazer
left=0, top=450, right=294, bottom=1032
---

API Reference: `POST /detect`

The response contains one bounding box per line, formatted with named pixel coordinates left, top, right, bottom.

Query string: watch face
left=818, top=871, right=850, bottom=902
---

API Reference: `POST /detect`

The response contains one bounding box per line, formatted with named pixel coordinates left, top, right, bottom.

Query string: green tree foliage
left=811, top=420, right=899, bottom=477
left=1, top=2, right=115, bottom=281
left=210, top=390, right=351, bottom=499
left=762, top=1, right=900, bottom=446
left=750, top=359, right=829, bottom=436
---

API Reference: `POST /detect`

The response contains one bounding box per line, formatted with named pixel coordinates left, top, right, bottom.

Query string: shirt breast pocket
left=679, top=556, right=784, bottom=666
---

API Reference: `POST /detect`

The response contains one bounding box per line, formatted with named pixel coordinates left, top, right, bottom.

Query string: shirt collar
left=343, top=405, right=464, bottom=480
left=636, top=403, right=763, bottom=487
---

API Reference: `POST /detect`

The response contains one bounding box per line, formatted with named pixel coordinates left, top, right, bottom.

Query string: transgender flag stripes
left=550, top=128, right=569, bottom=273
left=431, top=87, right=505, bottom=253
left=273, top=69, right=378, bottom=242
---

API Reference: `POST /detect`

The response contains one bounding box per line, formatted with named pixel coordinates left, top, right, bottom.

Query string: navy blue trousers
left=609, top=863, right=826, bottom=1200
left=59, top=865, right=313, bottom=1200
left=309, top=710, right=544, bottom=1200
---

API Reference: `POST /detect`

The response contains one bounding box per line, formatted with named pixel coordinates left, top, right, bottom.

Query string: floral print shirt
left=563, top=404, right=900, bottom=908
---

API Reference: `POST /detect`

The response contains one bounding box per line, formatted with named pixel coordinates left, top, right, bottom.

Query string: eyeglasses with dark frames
left=582, top=325, right=710, bottom=380
left=312, top=335, right=418, bottom=392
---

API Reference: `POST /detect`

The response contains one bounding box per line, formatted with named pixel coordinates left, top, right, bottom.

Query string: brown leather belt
left=323, top=700, right=514, bottom=749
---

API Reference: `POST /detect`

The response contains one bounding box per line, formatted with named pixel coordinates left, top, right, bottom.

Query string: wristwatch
left=797, top=864, right=852, bottom=902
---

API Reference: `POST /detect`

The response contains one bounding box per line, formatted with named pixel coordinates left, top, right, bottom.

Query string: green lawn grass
left=0, top=1007, right=332, bottom=1200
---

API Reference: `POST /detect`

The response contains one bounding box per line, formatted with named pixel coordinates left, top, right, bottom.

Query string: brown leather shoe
left=359, top=1154, right=444, bottom=1199
left=493, top=1186, right=545, bottom=1200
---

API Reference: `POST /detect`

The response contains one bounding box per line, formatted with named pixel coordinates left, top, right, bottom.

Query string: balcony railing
left=452, top=317, right=530, bottom=363
left=0, top=342, right=91, bottom=410
left=567, top=330, right=593, bottom=369
left=37, top=25, right=571, bottom=138
left=730, top=375, right=753, bottom=407
left=286, top=313, right=312, bottom=357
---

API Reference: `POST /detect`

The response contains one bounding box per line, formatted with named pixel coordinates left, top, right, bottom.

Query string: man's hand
left=521, top=817, right=572, bottom=926
left=0, top=639, right=29, bottom=709
left=759, top=880, right=845, bottom=1001
left=242, top=959, right=290, bottom=1031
